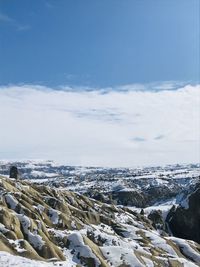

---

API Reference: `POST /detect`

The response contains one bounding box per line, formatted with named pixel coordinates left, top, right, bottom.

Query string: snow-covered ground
left=0, top=252, right=73, bottom=267
left=0, top=160, right=199, bottom=198
left=0, top=173, right=200, bottom=267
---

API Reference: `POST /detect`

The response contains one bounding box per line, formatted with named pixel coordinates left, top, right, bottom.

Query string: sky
left=0, top=0, right=199, bottom=166
left=0, top=0, right=199, bottom=87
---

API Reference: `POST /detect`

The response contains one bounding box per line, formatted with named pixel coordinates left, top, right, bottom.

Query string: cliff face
left=167, top=183, right=200, bottom=244
left=0, top=176, right=200, bottom=267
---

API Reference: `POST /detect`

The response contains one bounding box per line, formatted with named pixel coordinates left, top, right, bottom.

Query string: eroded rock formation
left=0, top=175, right=200, bottom=266
left=167, top=183, right=200, bottom=244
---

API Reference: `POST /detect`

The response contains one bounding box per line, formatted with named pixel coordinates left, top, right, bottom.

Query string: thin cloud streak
left=0, top=11, right=30, bottom=31
left=0, top=12, right=14, bottom=23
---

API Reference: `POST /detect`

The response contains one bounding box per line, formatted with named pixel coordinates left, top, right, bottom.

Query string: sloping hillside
left=0, top=176, right=200, bottom=267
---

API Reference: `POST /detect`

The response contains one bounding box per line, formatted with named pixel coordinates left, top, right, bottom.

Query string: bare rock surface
left=167, top=183, right=200, bottom=244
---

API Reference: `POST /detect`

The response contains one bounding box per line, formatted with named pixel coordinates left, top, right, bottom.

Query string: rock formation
left=0, top=175, right=200, bottom=266
left=9, top=166, right=20, bottom=180
left=167, top=182, right=200, bottom=244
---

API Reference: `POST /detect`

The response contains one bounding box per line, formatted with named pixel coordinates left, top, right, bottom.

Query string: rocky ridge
left=0, top=175, right=200, bottom=266
left=0, top=161, right=199, bottom=208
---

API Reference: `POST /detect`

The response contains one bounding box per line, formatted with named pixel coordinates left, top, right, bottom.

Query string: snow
left=70, top=220, right=76, bottom=229
left=144, top=230, right=178, bottom=257
left=5, top=194, right=18, bottom=210
left=8, top=239, right=27, bottom=253
left=101, top=246, right=143, bottom=267
left=128, top=195, right=190, bottom=221
left=167, top=237, right=200, bottom=264
left=0, top=223, right=9, bottom=234
left=0, top=252, right=74, bottom=267
left=141, top=256, right=154, bottom=267
left=28, top=232, right=45, bottom=250
left=36, top=204, right=45, bottom=213
left=142, top=202, right=175, bottom=220
left=29, top=179, right=49, bottom=183
left=67, top=232, right=101, bottom=266
left=48, top=208, right=60, bottom=225
left=180, top=197, right=189, bottom=209
left=16, top=214, right=31, bottom=234
left=31, top=170, right=58, bottom=178
left=17, top=214, right=45, bottom=250
left=176, top=258, right=199, bottom=267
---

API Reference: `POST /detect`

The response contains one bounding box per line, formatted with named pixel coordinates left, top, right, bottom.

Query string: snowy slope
left=0, top=175, right=200, bottom=267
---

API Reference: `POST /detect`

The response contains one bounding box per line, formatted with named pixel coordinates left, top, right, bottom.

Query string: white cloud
left=0, top=84, right=199, bottom=167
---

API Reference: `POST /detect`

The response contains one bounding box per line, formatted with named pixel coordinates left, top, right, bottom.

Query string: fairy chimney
left=9, top=166, right=20, bottom=180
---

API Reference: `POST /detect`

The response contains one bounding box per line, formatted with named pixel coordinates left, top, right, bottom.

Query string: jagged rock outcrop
left=167, top=183, right=200, bottom=244
left=145, top=185, right=180, bottom=206
left=112, top=190, right=146, bottom=207
left=0, top=175, right=200, bottom=266
left=148, top=210, right=166, bottom=230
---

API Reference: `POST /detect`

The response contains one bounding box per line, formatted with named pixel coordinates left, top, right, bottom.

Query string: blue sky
left=0, top=0, right=199, bottom=87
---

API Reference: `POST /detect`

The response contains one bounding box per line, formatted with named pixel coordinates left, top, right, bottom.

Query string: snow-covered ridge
left=0, top=161, right=199, bottom=206
left=0, top=175, right=200, bottom=266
